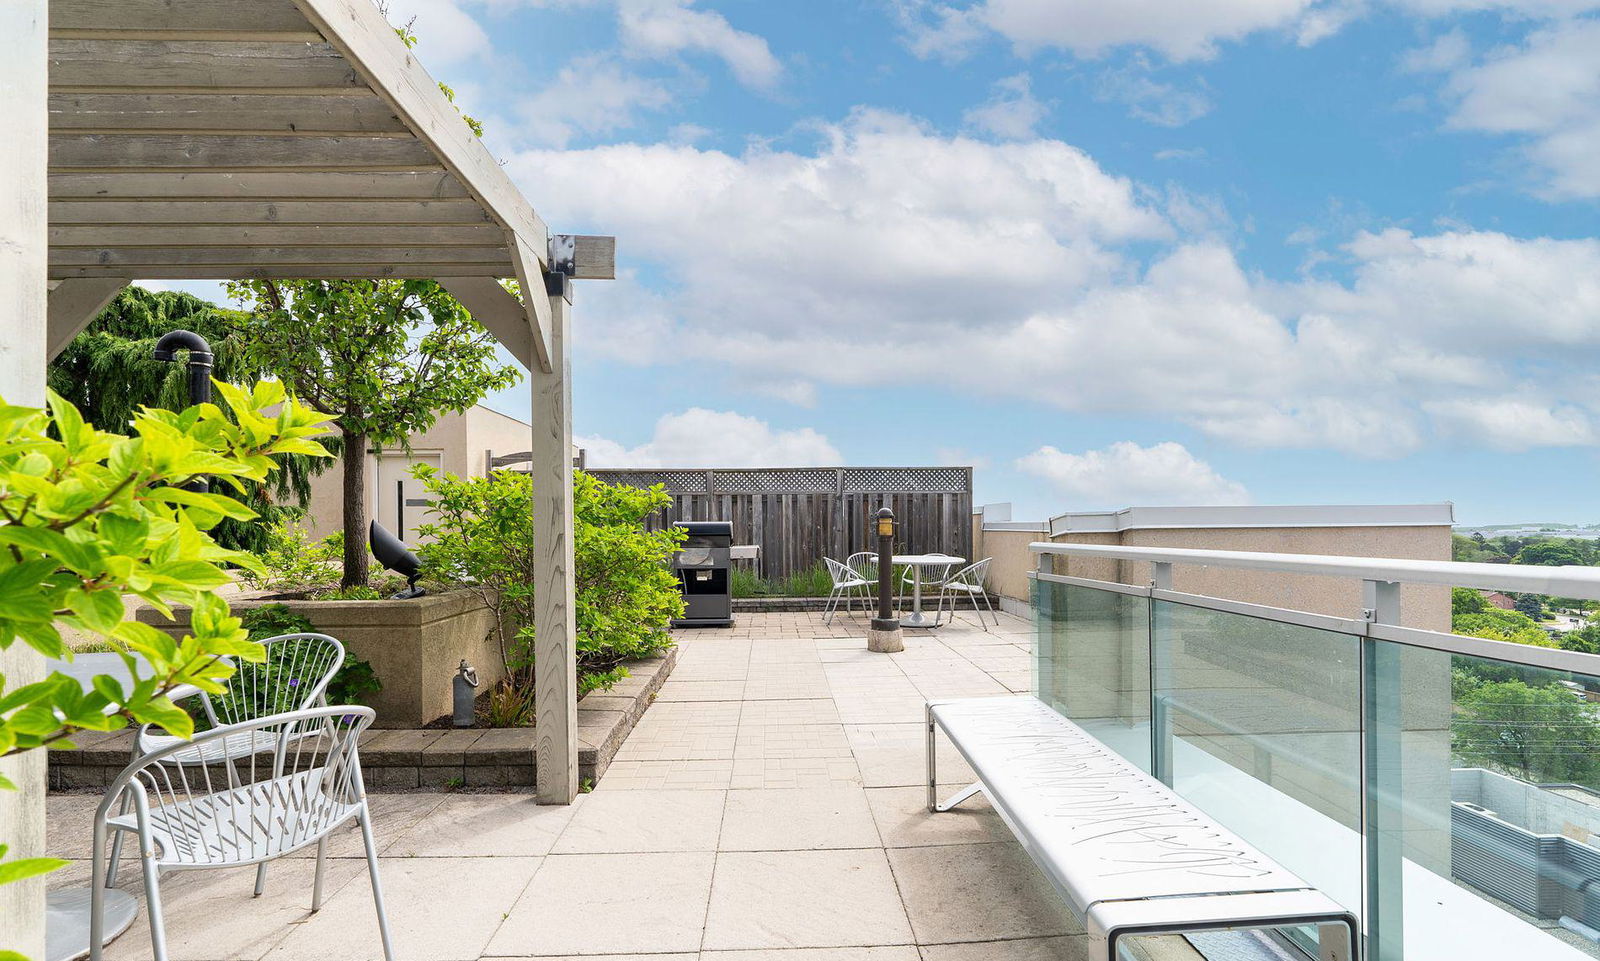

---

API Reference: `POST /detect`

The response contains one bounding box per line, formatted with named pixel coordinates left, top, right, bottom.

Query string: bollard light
left=868, top=507, right=903, bottom=651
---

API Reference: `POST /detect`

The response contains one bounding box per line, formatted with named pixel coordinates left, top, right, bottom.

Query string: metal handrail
left=1031, top=542, right=1600, bottom=600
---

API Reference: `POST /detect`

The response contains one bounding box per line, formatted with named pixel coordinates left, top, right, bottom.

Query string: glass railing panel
left=1032, top=576, right=1151, bottom=770
left=1150, top=599, right=1364, bottom=925
left=1379, top=639, right=1600, bottom=960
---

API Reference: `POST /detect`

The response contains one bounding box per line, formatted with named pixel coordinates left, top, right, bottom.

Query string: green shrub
left=240, top=520, right=341, bottom=592
left=414, top=468, right=684, bottom=709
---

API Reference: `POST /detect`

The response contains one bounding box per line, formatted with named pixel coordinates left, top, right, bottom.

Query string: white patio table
left=892, top=554, right=963, bottom=628
left=42, top=652, right=211, bottom=961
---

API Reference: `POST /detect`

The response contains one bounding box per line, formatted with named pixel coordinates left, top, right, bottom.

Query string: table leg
left=905, top=567, right=930, bottom=627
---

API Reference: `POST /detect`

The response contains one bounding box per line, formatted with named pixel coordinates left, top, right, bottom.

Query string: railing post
left=1362, top=579, right=1403, bottom=961
left=1149, top=562, right=1173, bottom=783
left=1151, top=694, right=1173, bottom=785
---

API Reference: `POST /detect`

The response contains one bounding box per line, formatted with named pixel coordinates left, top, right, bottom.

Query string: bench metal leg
left=927, top=704, right=983, bottom=813
left=934, top=781, right=983, bottom=813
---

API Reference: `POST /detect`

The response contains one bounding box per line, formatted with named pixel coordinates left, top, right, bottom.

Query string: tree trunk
left=341, top=427, right=369, bottom=588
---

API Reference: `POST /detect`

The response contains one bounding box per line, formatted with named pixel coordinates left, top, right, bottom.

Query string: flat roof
left=1048, top=503, right=1456, bottom=537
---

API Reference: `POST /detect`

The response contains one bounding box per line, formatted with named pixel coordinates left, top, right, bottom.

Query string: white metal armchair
left=936, top=557, right=997, bottom=630
left=90, top=705, right=393, bottom=961
left=107, top=633, right=346, bottom=894
left=822, top=557, right=873, bottom=624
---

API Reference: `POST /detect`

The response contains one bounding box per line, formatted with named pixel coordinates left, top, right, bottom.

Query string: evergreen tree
left=46, top=285, right=336, bottom=553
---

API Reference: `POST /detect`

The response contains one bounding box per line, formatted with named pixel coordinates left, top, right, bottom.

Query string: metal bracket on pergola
left=10, top=0, right=610, bottom=814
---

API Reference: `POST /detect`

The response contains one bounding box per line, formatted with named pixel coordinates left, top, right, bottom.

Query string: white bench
left=926, top=697, right=1358, bottom=960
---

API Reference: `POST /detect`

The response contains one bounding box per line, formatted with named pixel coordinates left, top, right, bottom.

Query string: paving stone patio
left=45, top=609, right=1094, bottom=960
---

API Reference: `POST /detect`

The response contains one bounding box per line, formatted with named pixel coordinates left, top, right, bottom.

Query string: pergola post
left=0, top=0, right=51, bottom=953
left=534, top=272, right=578, bottom=804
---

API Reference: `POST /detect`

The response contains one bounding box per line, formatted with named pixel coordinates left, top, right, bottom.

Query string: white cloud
left=577, top=408, right=841, bottom=467
left=1016, top=442, right=1250, bottom=508
left=901, top=0, right=1330, bottom=62
left=514, top=57, right=672, bottom=147
left=1435, top=18, right=1600, bottom=198
left=1095, top=58, right=1213, bottom=126
left=962, top=73, right=1050, bottom=140
left=896, top=0, right=1600, bottom=65
left=511, top=110, right=1600, bottom=459
left=1424, top=397, right=1597, bottom=449
left=616, top=0, right=781, bottom=88
left=381, top=0, right=491, bottom=66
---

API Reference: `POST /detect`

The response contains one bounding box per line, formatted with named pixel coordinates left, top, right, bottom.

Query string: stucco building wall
left=300, top=404, right=534, bottom=541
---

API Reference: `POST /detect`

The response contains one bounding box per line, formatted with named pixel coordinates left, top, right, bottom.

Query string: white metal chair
left=936, top=557, right=997, bottom=630
left=822, top=557, right=872, bottom=624
left=107, top=633, right=346, bottom=894
left=846, top=551, right=888, bottom=615
left=90, top=705, right=392, bottom=961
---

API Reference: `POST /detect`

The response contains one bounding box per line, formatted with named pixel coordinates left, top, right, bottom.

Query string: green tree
left=1452, top=673, right=1600, bottom=782
left=1515, top=593, right=1548, bottom=620
left=225, top=280, right=520, bottom=587
left=1452, top=587, right=1489, bottom=616
left=1562, top=625, right=1600, bottom=656
left=1453, top=609, right=1558, bottom=648
left=0, top=383, right=332, bottom=895
left=46, top=286, right=336, bottom=554
left=1515, top=542, right=1586, bottom=567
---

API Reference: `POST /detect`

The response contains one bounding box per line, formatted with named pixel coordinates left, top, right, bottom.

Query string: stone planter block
left=135, top=590, right=507, bottom=728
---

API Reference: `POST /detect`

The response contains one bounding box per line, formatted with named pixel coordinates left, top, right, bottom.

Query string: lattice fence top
left=712, top=469, right=838, bottom=493
left=587, top=466, right=971, bottom=495
left=592, top=469, right=710, bottom=493
left=842, top=467, right=969, bottom=493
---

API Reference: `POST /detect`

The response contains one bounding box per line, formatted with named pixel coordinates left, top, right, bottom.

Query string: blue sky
left=187, top=0, right=1600, bottom=523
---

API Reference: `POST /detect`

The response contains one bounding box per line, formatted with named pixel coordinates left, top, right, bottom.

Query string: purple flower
left=288, top=678, right=301, bottom=687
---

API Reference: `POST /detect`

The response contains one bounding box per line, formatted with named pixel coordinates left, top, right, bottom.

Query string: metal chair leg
left=359, top=807, right=396, bottom=961
left=823, top=586, right=839, bottom=624
left=312, top=837, right=329, bottom=912
left=90, top=818, right=109, bottom=961
left=136, top=812, right=170, bottom=961
left=254, top=861, right=269, bottom=897
left=104, top=786, right=131, bottom=889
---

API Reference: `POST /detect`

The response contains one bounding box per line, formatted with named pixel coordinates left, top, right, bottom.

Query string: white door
left=373, top=450, right=442, bottom=545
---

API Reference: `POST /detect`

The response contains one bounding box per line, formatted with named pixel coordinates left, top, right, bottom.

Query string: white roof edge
left=1048, top=503, right=1456, bottom=537
left=982, top=521, right=1049, bottom=533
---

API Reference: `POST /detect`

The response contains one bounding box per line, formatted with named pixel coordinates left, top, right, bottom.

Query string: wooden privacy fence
left=585, top=467, right=974, bottom=581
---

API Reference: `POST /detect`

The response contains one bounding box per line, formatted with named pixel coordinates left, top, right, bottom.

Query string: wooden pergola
left=2, top=0, right=606, bottom=952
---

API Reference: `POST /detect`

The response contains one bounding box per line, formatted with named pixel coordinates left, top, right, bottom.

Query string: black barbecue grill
left=671, top=521, right=734, bottom=628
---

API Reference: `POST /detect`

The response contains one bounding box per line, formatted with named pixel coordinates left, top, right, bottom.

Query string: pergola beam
left=52, top=0, right=312, bottom=33
left=49, top=170, right=473, bottom=200
left=46, top=278, right=126, bottom=358
left=50, top=199, right=490, bottom=224
left=51, top=223, right=505, bottom=246
left=50, top=92, right=406, bottom=134
left=438, top=278, right=537, bottom=371
left=50, top=134, right=439, bottom=169
left=51, top=39, right=364, bottom=89
left=291, top=0, right=549, bottom=265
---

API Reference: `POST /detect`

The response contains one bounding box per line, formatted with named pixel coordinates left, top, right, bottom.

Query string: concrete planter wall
left=136, top=590, right=507, bottom=728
